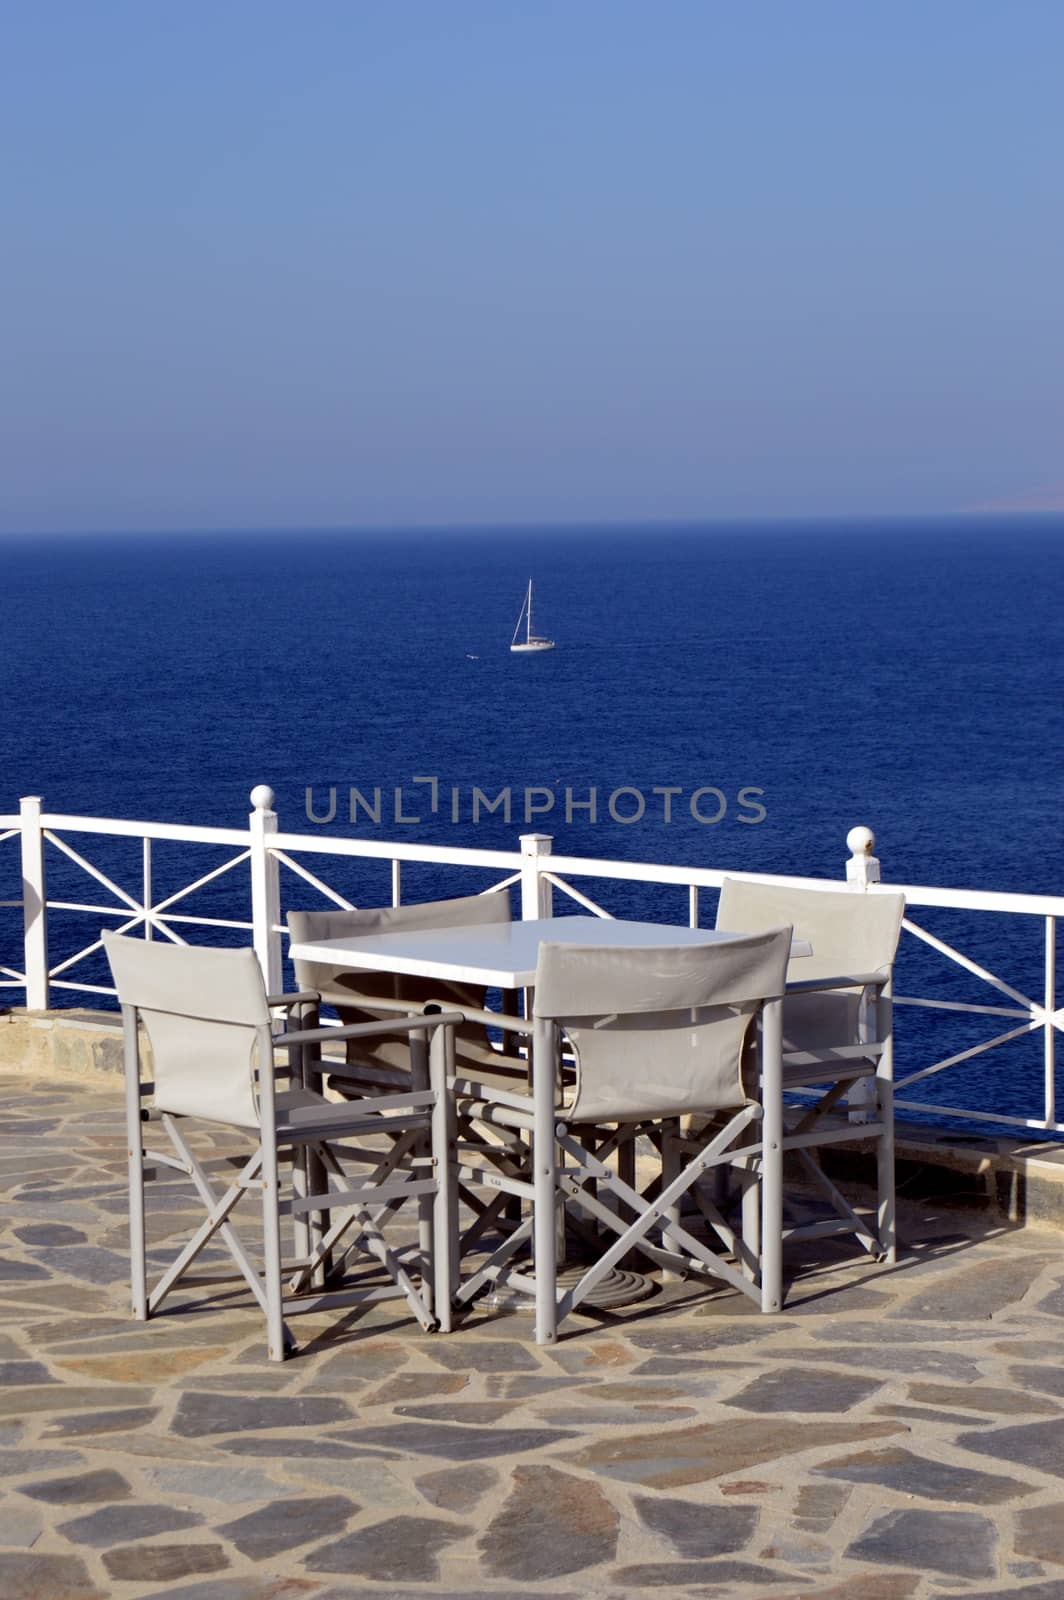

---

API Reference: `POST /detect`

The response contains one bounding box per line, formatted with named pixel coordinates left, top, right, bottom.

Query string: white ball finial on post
left=250, top=785, right=276, bottom=813
left=845, top=825, right=880, bottom=889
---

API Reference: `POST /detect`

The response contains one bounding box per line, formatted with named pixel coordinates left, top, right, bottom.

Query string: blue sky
left=2, top=2, right=1062, bottom=533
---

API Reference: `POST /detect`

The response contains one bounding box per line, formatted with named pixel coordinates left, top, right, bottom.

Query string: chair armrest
left=267, top=990, right=320, bottom=1009
left=275, top=1013, right=466, bottom=1050
left=329, top=993, right=442, bottom=1016
left=423, top=1000, right=529, bottom=1035
left=784, top=973, right=888, bottom=996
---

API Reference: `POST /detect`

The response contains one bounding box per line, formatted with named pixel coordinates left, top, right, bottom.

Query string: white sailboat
left=510, top=579, right=555, bottom=653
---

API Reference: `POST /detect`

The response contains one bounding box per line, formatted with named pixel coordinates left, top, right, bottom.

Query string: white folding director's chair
left=104, top=932, right=461, bottom=1360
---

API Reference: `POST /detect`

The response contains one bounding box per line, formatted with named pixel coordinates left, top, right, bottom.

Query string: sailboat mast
left=526, top=579, right=533, bottom=643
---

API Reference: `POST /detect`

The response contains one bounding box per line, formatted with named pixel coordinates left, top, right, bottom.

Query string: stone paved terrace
left=2, top=1070, right=1064, bottom=1600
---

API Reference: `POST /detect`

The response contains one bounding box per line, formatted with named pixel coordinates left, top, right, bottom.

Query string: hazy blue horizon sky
left=3, top=3, right=1063, bottom=536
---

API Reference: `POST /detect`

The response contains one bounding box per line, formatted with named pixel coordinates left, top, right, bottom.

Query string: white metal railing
left=1, top=790, right=1060, bottom=1137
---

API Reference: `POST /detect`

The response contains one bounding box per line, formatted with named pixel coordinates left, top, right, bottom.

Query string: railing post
left=20, top=795, right=49, bottom=1010
left=845, top=825, right=880, bottom=889
left=845, top=826, right=882, bottom=1121
left=250, top=785, right=282, bottom=994
left=520, top=833, right=553, bottom=920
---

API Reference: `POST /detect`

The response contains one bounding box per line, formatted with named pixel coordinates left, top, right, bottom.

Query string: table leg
left=533, top=1016, right=557, bottom=1344
left=760, top=996, right=783, bottom=1314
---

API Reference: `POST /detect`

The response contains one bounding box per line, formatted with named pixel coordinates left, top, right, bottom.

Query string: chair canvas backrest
left=716, top=880, right=905, bottom=983
left=716, top=880, right=905, bottom=1053
left=533, top=927, right=792, bottom=1122
left=103, top=933, right=269, bottom=1129
left=287, top=890, right=512, bottom=1070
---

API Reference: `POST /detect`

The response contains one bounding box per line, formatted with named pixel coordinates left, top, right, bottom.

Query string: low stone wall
left=0, top=1006, right=125, bottom=1082
left=3, top=1006, right=1063, bottom=1228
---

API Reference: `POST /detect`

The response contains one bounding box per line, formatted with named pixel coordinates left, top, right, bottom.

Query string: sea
left=1, top=516, right=1062, bottom=1131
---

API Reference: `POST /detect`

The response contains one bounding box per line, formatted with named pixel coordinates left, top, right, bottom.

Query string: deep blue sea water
left=1, top=517, right=1062, bottom=1129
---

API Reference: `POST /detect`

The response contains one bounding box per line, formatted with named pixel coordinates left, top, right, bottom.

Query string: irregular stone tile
left=627, top=1324, right=792, bottom=1354
left=490, top=1373, right=588, bottom=1400
left=888, top=1257, right=1056, bottom=1322
left=336, top=1421, right=574, bottom=1460
left=306, top=1514, right=471, bottom=1582
left=628, top=1354, right=715, bottom=1375
left=133, top=1582, right=318, bottom=1600
left=427, top=1339, right=539, bottom=1373
left=909, top=1379, right=1060, bottom=1416
left=772, top=1344, right=982, bottom=1380
left=565, top=1418, right=905, bottom=1488
left=720, top=1478, right=778, bottom=1497
left=146, top=1462, right=290, bottom=1504
left=0, top=1258, right=49, bottom=1282
left=0, top=1503, right=45, bottom=1546
left=13, top=1223, right=87, bottom=1247
left=614, top=1558, right=791, bottom=1585
left=57, top=1502, right=203, bottom=1548
left=361, top=1371, right=467, bottom=1405
left=793, top=1482, right=852, bottom=1530
left=814, top=1445, right=1033, bottom=1504
left=810, top=1320, right=991, bottom=1345
left=172, top=1390, right=351, bottom=1436
left=847, top=1507, right=997, bottom=1577
left=776, top=1576, right=920, bottom=1600
left=959, top=1420, right=1064, bottom=1479
left=40, top=1407, right=159, bottom=1441
left=55, top=1346, right=229, bottom=1382
left=218, top=1495, right=357, bottom=1560
left=1010, top=1364, right=1064, bottom=1400
left=102, top=1544, right=229, bottom=1583
left=954, top=1584, right=1064, bottom=1600
left=997, top=1339, right=1064, bottom=1360
left=219, top=1436, right=367, bottom=1460
left=583, top=1379, right=702, bottom=1401
left=18, top=1467, right=131, bottom=1504
left=759, top=1530, right=833, bottom=1569
left=782, top=1286, right=893, bottom=1315
left=874, top=1403, right=995, bottom=1426
left=312, top=1593, right=573, bottom=1600
left=634, top=1493, right=757, bottom=1557
left=393, top=1400, right=521, bottom=1424
left=284, top=1459, right=419, bottom=1506
left=0, top=1448, right=86, bottom=1476
left=479, top=1464, right=618, bottom=1579
left=0, top=1283, right=112, bottom=1312
left=725, top=1367, right=884, bottom=1414
left=0, top=1384, right=151, bottom=1416
left=0, top=1552, right=106, bottom=1599
left=1015, top=1502, right=1064, bottom=1565
left=1036, top=1283, right=1064, bottom=1317
left=546, top=1339, right=632, bottom=1374
left=0, top=1361, right=55, bottom=1385
left=537, top=1405, right=695, bottom=1427
left=416, top=1464, right=498, bottom=1511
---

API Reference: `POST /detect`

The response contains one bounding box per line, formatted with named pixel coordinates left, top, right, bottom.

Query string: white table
left=288, top=915, right=806, bottom=1342
left=289, top=914, right=812, bottom=988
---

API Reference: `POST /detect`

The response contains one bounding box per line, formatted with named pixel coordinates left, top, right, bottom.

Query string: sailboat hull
left=510, top=639, right=555, bottom=653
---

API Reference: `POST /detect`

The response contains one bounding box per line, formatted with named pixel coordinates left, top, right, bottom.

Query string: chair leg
left=430, top=1024, right=455, bottom=1332
left=759, top=998, right=784, bottom=1313
left=660, top=1118, right=683, bottom=1282
left=123, top=1006, right=148, bottom=1322
left=260, top=1136, right=287, bottom=1362
left=877, top=995, right=896, bottom=1263
left=533, top=1018, right=557, bottom=1345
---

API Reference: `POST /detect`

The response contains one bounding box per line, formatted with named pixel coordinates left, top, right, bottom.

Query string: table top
left=289, top=914, right=810, bottom=990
